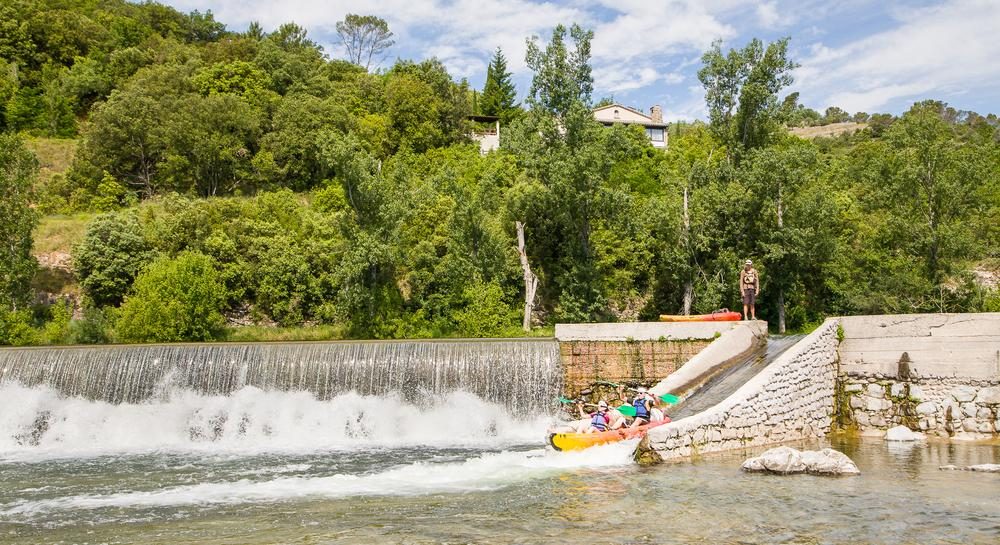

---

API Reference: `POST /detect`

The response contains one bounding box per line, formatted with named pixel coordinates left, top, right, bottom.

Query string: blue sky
left=161, top=0, right=1000, bottom=121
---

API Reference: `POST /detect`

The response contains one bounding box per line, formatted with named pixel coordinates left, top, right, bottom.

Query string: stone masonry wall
left=840, top=376, right=1000, bottom=439
left=647, top=319, right=840, bottom=460
left=836, top=313, right=1000, bottom=439
left=560, top=339, right=710, bottom=396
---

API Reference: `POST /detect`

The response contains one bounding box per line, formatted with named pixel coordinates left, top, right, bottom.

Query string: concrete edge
left=649, top=321, right=768, bottom=400
left=649, top=318, right=841, bottom=441
left=554, top=321, right=742, bottom=342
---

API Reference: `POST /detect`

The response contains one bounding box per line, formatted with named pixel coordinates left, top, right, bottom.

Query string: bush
left=453, top=281, right=518, bottom=337
left=116, top=252, right=228, bottom=342
left=0, top=309, right=38, bottom=346
left=74, top=212, right=155, bottom=307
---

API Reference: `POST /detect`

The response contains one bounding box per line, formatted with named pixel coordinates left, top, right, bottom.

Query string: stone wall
left=840, top=376, right=1000, bottom=439
left=837, top=313, right=1000, bottom=439
left=555, top=321, right=739, bottom=397
left=559, top=339, right=710, bottom=396
left=647, top=319, right=840, bottom=460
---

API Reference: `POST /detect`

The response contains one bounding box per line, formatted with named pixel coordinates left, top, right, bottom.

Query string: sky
left=159, top=0, right=1000, bottom=121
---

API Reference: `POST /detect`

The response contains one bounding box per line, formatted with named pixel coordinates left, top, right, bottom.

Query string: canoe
left=548, top=418, right=671, bottom=452
left=659, top=310, right=741, bottom=322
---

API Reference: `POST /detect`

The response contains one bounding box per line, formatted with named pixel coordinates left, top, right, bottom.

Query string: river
left=1, top=386, right=998, bottom=544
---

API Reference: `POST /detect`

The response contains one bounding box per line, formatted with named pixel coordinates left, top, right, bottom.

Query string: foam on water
left=0, top=442, right=637, bottom=519
left=0, top=381, right=548, bottom=461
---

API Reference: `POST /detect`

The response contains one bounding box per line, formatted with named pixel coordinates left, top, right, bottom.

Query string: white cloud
left=793, top=0, right=1000, bottom=113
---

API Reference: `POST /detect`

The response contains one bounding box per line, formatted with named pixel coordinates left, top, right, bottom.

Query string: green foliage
left=481, top=47, right=519, bottom=123
left=0, top=133, right=39, bottom=311
left=525, top=23, right=594, bottom=116
left=117, top=252, right=227, bottom=342
left=335, top=14, right=394, bottom=70
left=74, top=212, right=155, bottom=307
left=699, top=37, right=797, bottom=160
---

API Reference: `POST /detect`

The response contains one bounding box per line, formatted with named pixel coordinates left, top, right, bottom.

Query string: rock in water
left=742, top=446, right=859, bottom=476
left=885, top=425, right=923, bottom=442
left=633, top=434, right=662, bottom=466
left=968, top=464, right=1000, bottom=473
left=800, top=448, right=861, bottom=475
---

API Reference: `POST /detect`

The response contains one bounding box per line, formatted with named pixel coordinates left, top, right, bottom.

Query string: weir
left=0, top=339, right=562, bottom=413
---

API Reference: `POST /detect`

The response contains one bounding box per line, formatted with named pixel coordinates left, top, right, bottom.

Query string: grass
left=788, top=122, right=867, bottom=139
left=223, top=325, right=348, bottom=343
left=25, top=137, right=78, bottom=184
left=33, top=213, right=95, bottom=256
left=222, top=324, right=556, bottom=343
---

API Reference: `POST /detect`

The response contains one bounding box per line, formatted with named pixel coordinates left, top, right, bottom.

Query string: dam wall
left=837, top=313, right=1000, bottom=439
left=647, top=319, right=840, bottom=460
left=554, top=321, right=739, bottom=396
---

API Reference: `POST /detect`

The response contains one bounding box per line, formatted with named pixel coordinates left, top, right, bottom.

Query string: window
left=646, top=127, right=664, bottom=142
left=613, top=109, right=620, bottom=119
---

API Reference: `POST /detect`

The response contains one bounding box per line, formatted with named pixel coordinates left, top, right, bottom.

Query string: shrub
left=116, top=252, right=227, bottom=342
left=74, top=212, right=155, bottom=307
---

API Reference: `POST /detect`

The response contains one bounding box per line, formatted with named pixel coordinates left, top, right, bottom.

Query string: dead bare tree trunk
left=516, top=221, right=539, bottom=332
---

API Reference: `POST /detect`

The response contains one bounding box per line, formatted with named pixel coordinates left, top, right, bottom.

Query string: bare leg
left=743, top=303, right=748, bottom=320
left=751, top=304, right=756, bottom=320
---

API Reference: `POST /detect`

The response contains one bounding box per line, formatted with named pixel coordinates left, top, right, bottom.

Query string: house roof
left=592, top=103, right=668, bottom=128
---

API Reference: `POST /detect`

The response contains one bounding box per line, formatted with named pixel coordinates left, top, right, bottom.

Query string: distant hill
left=789, top=122, right=868, bottom=139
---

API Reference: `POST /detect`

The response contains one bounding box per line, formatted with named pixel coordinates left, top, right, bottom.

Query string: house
left=468, top=114, right=500, bottom=153
left=592, top=103, right=668, bottom=148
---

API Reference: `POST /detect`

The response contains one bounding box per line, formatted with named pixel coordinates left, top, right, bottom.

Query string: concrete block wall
left=647, top=319, right=840, bottom=460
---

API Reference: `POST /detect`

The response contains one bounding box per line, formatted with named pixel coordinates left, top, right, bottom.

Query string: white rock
left=915, top=401, right=937, bottom=415
left=750, top=446, right=807, bottom=474
left=938, top=465, right=959, bottom=471
left=962, top=418, right=979, bottom=432
left=800, top=448, right=861, bottom=475
left=968, top=464, right=1000, bottom=473
left=844, top=383, right=863, bottom=393
left=909, top=385, right=924, bottom=401
left=866, top=397, right=891, bottom=412
left=950, top=386, right=977, bottom=403
left=850, top=396, right=865, bottom=409
left=976, top=407, right=993, bottom=420
left=866, top=383, right=885, bottom=399
left=885, top=425, right=923, bottom=442
left=977, top=387, right=1000, bottom=405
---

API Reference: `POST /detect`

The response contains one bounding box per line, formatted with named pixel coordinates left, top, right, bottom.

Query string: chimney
left=650, top=105, right=663, bottom=123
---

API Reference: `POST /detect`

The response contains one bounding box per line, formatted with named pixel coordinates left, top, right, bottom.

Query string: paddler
left=740, top=259, right=760, bottom=321
left=578, top=400, right=611, bottom=433
left=628, top=387, right=654, bottom=428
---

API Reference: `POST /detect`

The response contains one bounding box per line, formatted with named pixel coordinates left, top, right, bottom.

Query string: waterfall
left=0, top=339, right=562, bottom=412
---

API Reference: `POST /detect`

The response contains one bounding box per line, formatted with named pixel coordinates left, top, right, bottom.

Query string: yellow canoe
left=547, top=418, right=671, bottom=451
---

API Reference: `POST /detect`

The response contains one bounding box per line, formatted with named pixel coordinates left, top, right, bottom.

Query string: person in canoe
left=740, top=259, right=760, bottom=321
left=577, top=399, right=611, bottom=433
left=628, top=387, right=654, bottom=428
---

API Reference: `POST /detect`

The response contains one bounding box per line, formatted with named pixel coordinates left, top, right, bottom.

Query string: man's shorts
left=742, top=288, right=756, bottom=306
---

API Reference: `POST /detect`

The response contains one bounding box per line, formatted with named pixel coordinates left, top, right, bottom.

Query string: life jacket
left=591, top=411, right=608, bottom=431
left=742, top=269, right=757, bottom=288
left=633, top=397, right=650, bottom=419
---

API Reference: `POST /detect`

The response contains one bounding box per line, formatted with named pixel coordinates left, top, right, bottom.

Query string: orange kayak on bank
left=659, top=310, right=741, bottom=322
left=548, top=418, right=671, bottom=451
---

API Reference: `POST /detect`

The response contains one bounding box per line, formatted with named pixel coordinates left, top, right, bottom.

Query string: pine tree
left=480, top=47, right=518, bottom=123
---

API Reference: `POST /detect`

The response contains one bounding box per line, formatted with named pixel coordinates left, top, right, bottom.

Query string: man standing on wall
left=740, top=259, right=760, bottom=321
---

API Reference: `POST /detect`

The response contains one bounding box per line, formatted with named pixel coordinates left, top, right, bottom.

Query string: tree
left=0, top=134, right=38, bottom=312
left=117, top=252, right=228, bottom=342
left=336, top=14, right=394, bottom=71
left=698, top=37, right=797, bottom=161
left=525, top=23, right=593, bottom=116
left=74, top=213, right=155, bottom=307
left=480, top=47, right=518, bottom=123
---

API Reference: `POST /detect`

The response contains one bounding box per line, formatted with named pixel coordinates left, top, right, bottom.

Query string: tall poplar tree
left=480, top=47, right=518, bottom=123
left=0, top=134, right=38, bottom=312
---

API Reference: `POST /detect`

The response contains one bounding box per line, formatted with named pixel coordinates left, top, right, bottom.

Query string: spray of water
left=0, top=382, right=550, bottom=460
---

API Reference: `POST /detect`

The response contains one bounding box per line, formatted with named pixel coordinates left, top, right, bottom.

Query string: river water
left=1, top=385, right=998, bottom=544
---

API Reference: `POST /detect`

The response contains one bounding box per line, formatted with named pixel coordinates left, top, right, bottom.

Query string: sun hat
left=745, top=259, right=752, bottom=265
left=597, top=400, right=608, bottom=408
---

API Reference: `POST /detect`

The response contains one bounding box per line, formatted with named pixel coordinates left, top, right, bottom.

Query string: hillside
left=789, top=122, right=868, bottom=139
